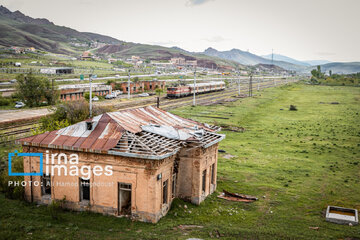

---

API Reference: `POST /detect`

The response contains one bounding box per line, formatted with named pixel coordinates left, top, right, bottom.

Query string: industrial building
left=111, top=80, right=166, bottom=94
left=40, top=67, right=74, bottom=75
left=18, top=106, right=225, bottom=223
left=59, top=83, right=111, bottom=101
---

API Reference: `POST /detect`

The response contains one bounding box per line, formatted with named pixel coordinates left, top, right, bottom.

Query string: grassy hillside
left=97, top=43, right=244, bottom=70
left=1, top=83, right=359, bottom=239
left=0, top=5, right=122, bottom=55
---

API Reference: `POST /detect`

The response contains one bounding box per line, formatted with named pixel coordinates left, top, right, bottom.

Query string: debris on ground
left=218, top=149, right=226, bottom=153
left=289, top=105, right=298, bottom=111
left=223, top=154, right=236, bottom=159
left=309, top=227, right=319, bottom=230
left=209, top=229, right=223, bottom=238
left=221, top=125, right=246, bottom=132
left=319, top=102, right=340, bottom=105
left=218, top=190, right=258, bottom=202
left=178, top=225, right=204, bottom=231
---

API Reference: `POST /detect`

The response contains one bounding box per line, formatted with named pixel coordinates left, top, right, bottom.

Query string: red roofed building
left=17, top=106, right=225, bottom=223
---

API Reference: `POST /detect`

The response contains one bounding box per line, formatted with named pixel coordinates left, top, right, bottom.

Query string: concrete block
left=326, top=206, right=358, bottom=225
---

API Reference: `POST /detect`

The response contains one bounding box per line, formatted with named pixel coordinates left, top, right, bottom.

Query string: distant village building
left=18, top=106, right=225, bottom=223
left=81, top=51, right=92, bottom=60
left=9, top=46, right=36, bottom=54
left=185, top=60, right=197, bottom=67
left=108, top=58, right=117, bottom=64
left=131, top=56, right=141, bottom=62
left=40, top=67, right=74, bottom=75
left=170, top=58, right=197, bottom=67
left=170, top=57, right=186, bottom=65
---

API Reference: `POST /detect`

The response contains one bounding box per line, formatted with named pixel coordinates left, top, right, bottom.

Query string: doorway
left=118, top=183, right=132, bottom=215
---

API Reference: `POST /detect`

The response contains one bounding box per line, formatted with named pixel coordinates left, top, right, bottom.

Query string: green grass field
left=0, top=83, right=359, bottom=239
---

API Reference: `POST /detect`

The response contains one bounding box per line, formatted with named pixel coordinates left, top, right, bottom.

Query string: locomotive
left=167, top=81, right=225, bottom=98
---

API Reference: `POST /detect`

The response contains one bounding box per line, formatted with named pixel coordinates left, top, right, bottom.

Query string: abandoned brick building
left=18, top=106, right=225, bottom=223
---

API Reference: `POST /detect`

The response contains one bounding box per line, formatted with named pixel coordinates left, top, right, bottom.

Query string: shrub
left=0, top=98, right=10, bottom=106
left=48, top=200, right=61, bottom=220
left=289, top=105, right=297, bottom=111
left=0, top=153, right=24, bottom=200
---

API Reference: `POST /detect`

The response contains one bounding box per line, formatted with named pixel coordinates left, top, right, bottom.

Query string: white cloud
left=186, top=0, right=214, bottom=6
left=202, top=36, right=228, bottom=43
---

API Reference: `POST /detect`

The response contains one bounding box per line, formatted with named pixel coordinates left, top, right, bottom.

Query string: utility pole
left=274, top=78, right=276, bottom=86
left=127, top=69, right=131, bottom=100
left=89, top=74, right=93, bottom=118
left=237, top=72, right=241, bottom=96
left=51, top=79, right=54, bottom=105
left=257, top=78, right=260, bottom=91
left=249, top=74, right=253, bottom=97
left=193, top=67, right=197, bottom=106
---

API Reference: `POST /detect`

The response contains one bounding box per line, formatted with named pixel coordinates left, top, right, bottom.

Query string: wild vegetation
left=0, top=83, right=359, bottom=239
left=311, top=66, right=360, bottom=86
left=33, top=100, right=113, bottom=134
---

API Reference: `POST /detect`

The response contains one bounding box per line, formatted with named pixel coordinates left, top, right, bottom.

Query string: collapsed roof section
left=17, top=106, right=225, bottom=160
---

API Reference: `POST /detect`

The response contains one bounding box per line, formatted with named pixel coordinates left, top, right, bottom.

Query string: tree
left=155, top=88, right=163, bottom=108
left=155, top=88, right=163, bottom=96
left=310, top=65, right=325, bottom=84
left=133, top=77, right=139, bottom=83
left=15, top=73, right=58, bottom=107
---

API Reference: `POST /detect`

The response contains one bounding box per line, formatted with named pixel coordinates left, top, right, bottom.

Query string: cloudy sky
left=1, top=0, right=359, bottom=62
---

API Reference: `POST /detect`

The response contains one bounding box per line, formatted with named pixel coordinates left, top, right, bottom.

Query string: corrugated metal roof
left=17, top=106, right=224, bottom=159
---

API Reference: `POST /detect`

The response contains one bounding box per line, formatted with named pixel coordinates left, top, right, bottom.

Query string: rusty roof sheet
left=17, top=106, right=224, bottom=158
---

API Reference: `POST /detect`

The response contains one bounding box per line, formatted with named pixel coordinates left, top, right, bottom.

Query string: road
left=0, top=76, right=297, bottom=125
left=54, top=72, right=184, bottom=82
left=0, top=108, right=51, bottom=125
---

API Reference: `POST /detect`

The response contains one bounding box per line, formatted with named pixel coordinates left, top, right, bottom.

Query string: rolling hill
left=201, top=48, right=305, bottom=72
left=262, top=53, right=311, bottom=66
left=315, top=62, right=360, bottom=74
left=262, top=54, right=333, bottom=67
left=0, top=5, right=122, bottom=54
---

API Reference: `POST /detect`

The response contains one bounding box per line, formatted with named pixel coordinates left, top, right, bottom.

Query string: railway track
left=118, top=78, right=297, bottom=111
left=0, top=78, right=299, bottom=145
left=0, top=122, right=39, bottom=146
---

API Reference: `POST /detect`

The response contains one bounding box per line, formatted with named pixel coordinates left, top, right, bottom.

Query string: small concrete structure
left=326, top=206, right=358, bottom=225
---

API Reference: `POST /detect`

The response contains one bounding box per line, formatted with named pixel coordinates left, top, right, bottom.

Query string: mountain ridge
left=201, top=47, right=304, bottom=71
left=0, top=5, right=244, bottom=70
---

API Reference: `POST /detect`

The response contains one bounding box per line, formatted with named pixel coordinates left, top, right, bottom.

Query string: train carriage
left=166, top=86, right=191, bottom=98
left=167, top=81, right=225, bottom=98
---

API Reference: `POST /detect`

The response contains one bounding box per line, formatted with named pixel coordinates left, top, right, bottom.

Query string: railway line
left=0, top=77, right=300, bottom=145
